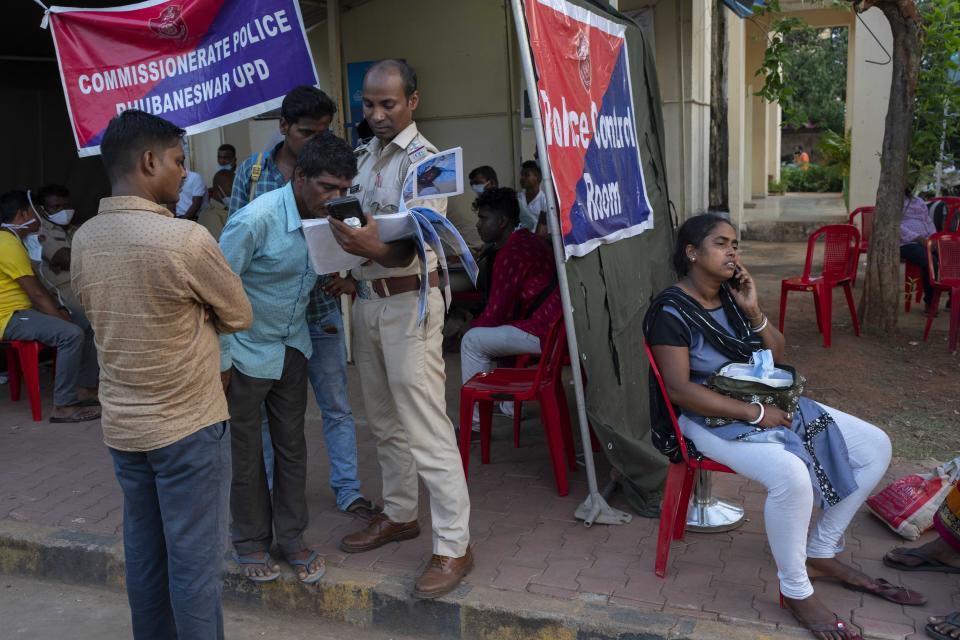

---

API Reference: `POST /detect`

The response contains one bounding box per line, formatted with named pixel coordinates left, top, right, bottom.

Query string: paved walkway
left=745, top=193, right=848, bottom=223
left=0, top=240, right=955, bottom=639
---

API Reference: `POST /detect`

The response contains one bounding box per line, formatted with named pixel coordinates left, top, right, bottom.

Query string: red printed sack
left=866, top=458, right=960, bottom=540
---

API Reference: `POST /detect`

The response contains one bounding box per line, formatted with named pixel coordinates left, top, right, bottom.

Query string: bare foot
left=238, top=551, right=279, bottom=580
left=806, top=557, right=874, bottom=590
left=886, top=538, right=960, bottom=569
left=286, top=549, right=324, bottom=582
left=928, top=614, right=960, bottom=639
left=782, top=593, right=859, bottom=640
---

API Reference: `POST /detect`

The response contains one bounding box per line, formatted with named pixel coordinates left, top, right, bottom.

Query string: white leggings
left=679, top=403, right=891, bottom=599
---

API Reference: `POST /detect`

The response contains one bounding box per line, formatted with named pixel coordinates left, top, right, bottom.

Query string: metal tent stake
left=685, top=470, right=745, bottom=533
left=509, top=0, right=630, bottom=527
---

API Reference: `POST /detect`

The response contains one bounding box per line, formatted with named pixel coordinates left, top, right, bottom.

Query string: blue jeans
left=110, top=422, right=231, bottom=640
left=262, top=309, right=363, bottom=510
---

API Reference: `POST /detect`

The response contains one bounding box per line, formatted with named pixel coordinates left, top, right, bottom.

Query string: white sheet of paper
left=301, top=214, right=413, bottom=275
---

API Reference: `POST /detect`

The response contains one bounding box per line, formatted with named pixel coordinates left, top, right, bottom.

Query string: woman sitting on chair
left=643, top=214, right=921, bottom=640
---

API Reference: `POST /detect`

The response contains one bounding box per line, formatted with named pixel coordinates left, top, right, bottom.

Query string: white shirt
left=176, top=171, right=208, bottom=217
left=517, top=190, right=545, bottom=231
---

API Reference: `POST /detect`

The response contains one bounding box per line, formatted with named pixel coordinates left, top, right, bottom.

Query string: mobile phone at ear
left=324, top=196, right=367, bottom=226
left=727, top=266, right=742, bottom=290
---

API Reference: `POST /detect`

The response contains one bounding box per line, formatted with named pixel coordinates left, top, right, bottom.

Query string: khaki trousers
left=353, top=288, right=470, bottom=558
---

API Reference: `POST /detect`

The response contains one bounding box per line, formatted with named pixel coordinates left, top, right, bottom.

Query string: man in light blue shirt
left=219, top=132, right=358, bottom=585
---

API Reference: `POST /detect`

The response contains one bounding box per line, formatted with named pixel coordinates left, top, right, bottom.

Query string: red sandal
left=780, top=593, right=863, bottom=640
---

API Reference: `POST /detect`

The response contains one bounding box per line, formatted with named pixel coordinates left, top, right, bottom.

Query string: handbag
left=703, top=353, right=805, bottom=427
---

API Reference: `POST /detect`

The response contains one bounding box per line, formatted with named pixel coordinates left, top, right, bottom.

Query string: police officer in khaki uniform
left=32, top=185, right=81, bottom=311
left=328, top=59, right=472, bottom=599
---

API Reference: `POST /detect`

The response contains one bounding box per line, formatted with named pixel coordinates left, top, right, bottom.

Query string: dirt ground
left=744, top=240, right=958, bottom=463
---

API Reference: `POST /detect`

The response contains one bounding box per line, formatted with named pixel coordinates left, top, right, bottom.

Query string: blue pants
left=262, top=309, right=363, bottom=510
left=110, top=422, right=231, bottom=640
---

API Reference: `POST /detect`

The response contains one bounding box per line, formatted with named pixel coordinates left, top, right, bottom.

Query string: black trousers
left=227, top=347, right=309, bottom=557
left=900, top=242, right=939, bottom=304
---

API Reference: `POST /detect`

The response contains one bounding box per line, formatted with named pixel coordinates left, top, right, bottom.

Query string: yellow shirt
left=0, top=230, right=35, bottom=336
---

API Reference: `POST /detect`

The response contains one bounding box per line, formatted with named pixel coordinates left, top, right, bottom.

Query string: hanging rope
left=31, top=0, right=52, bottom=29
left=856, top=12, right=893, bottom=66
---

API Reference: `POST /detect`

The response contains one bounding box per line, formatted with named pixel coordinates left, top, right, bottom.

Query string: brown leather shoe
left=413, top=547, right=474, bottom=599
left=340, top=513, right=420, bottom=553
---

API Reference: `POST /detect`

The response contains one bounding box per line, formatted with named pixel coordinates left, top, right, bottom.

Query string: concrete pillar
left=847, top=7, right=892, bottom=211
left=767, top=100, right=781, bottom=183
left=744, top=19, right=769, bottom=200
left=652, top=0, right=711, bottom=220
left=727, top=16, right=746, bottom=234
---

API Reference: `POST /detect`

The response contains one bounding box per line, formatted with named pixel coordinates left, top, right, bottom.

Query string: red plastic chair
left=643, top=341, right=738, bottom=578
left=458, top=319, right=577, bottom=496
left=779, top=224, right=861, bottom=348
left=847, top=206, right=874, bottom=284
left=850, top=205, right=923, bottom=310
left=2, top=340, right=53, bottom=422
left=922, top=232, right=960, bottom=352
left=947, top=208, right=960, bottom=234
left=928, top=197, right=960, bottom=231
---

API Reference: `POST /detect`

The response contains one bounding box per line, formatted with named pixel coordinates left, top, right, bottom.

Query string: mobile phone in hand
left=324, top=196, right=367, bottom=227
left=727, top=266, right=742, bottom=291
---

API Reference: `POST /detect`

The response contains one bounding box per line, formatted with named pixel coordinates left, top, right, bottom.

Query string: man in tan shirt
left=71, top=110, right=251, bottom=640
left=331, top=59, right=472, bottom=600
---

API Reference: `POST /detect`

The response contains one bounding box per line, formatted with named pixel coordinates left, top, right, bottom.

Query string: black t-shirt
left=646, top=307, right=692, bottom=348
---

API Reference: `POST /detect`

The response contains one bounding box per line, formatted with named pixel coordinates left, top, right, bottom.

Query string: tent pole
left=508, top=0, right=631, bottom=527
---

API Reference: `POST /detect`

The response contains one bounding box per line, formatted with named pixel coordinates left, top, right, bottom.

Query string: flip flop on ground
left=884, top=547, right=960, bottom=574
left=235, top=551, right=281, bottom=583
left=927, top=611, right=960, bottom=640
left=286, top=550, right=325, bottom=584
left=49, top=406, right=100, bottom=423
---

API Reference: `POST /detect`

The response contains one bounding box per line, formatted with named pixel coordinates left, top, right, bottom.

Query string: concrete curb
left=0, top=518, right=807, bottom=640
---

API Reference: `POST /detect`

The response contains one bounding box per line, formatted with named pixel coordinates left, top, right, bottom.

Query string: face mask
left=218, top=163, right=235, bottom=171
left=48, top=209, right=75, bottom=226
left=470, top=184, right=486, bottom=194
left=23, top=233, right=42, bottom=262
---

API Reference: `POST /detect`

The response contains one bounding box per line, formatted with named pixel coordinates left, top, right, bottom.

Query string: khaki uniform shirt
left=71, top=196, right=252, bottom=452
left=36, top=216, right=75, bottom=305
left=350, top=122, right=446, bottom=281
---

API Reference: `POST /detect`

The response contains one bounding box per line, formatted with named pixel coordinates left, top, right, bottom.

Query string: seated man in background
left=468, top=165, right=498, bottom=194
left=460, top=187, right=561, bottom=426
left=217, top=143, right=237, bottom=173
left=31, top=184, right=81, bottom=311
left=517, top=160, right=545, bottom=232
left=900, top=189, right=941, bottom=314
left=0, top=190, right=99, bottom=422
left=175, top=169, right=207, bottom=221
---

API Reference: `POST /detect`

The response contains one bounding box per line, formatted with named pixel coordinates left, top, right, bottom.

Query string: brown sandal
left=841, top=578, right=927, bottom=606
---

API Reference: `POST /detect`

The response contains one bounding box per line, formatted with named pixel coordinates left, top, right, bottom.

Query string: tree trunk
left=851, top=0, right=922, bottom=333
left=709, top=0, right=730, bottom=212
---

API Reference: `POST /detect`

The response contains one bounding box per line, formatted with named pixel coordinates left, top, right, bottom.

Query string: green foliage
left=754, top=20, right=848, bottom=131
left=818, top=129, right=852, bottom=178
left=909, top=0, right=960, bottom=184
left=768, top=177, right=787, bottom=195
left=780, top=164, right=843, bottom=193
left=752, top=1, right=850, bottom=131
